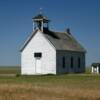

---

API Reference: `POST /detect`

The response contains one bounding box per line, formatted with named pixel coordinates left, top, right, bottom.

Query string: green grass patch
left=0, top=74, right=100, bottom=86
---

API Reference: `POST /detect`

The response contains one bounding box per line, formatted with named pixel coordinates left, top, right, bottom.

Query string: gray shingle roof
left=20, top=28, right=86, bottom=52
left=43, top=28, right=86, bottom=52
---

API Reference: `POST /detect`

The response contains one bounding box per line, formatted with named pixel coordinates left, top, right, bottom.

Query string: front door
left=36, top=59, right=41, bottom=74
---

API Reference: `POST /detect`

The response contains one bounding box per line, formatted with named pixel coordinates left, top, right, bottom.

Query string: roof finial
left=39, top=7, right=43, bottom=14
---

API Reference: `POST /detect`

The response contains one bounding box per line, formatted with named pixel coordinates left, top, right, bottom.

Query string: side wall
left=21, top=31, right=56, bottom=75
left=56, top=51, right=85, bottom=74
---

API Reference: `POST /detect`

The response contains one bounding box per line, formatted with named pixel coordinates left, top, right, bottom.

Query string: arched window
left=62, top=57, right=65, bottom=68
left=71, top=57, right=73, bottom=68
left=78, top=57, right=81, bottom=68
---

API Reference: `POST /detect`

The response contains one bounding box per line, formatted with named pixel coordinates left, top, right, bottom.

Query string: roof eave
left=20, top=29, right=38, bottom=52
left=56, top=49, right=86, bottom=53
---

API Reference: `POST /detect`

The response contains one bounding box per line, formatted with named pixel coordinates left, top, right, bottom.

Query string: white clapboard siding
left=21, top=30, right=56, bottom=75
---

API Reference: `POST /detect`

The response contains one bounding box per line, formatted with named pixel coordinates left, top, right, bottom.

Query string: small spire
left=39, top=7, right=43, bottom=14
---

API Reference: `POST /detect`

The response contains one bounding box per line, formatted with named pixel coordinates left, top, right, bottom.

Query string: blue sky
left=0, top=0, right=100, bottom=66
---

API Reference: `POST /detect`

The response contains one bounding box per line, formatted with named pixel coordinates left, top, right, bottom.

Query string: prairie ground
left=0, top=67, right=100, bottom=100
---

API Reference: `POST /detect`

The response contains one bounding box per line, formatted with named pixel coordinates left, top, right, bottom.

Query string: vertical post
left=47, top=22, right=49, bottom=29
left=33, top=22, right=34, bottom=31
left=41, top=21, right=43, bottom=32
left=91, top=66, right=94, bottom=73
left=97, top=66, right=99, bottom=74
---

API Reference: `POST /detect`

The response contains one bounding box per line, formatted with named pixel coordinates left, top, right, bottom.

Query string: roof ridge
left=20, top=29, right=86, bottom=53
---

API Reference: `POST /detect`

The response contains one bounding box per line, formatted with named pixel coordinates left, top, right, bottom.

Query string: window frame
left=71, top=56, right=73, bottom=68
left=62, top=56, right=66, bottom=68
left=78, top=57, right=81, bottom=68
left=34, top=52, right=42, bottom=58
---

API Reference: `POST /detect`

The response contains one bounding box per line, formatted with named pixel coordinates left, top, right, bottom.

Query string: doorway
left=36, top=58, right=41, bottom=74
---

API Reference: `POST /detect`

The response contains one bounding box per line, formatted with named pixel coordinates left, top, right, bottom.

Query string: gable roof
left=20, top=28, right=86, bottom=53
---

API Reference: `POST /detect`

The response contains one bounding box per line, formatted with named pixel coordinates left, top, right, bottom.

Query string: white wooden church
left=20, top=13, right=86, bottom=75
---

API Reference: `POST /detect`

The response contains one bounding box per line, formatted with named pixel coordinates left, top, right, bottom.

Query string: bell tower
left=32, top=12, right=50, bottom=32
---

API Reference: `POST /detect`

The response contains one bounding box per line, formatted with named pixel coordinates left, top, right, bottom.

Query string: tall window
left=63, top=57, right=65, bottom=68
left=78, top=57, right=81, bottom=68
left=71, top=57, right=73, bottom=68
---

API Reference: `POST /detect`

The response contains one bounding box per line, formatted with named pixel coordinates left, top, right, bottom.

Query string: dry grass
left=0, top=67, right=100, bottom=100
left=0, top=79, right=100, bottom=100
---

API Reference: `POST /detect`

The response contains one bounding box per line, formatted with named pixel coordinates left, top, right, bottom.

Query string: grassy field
left=0, top=66, right=20, bottom=74
left=0, top=67, right=100, bottom=100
